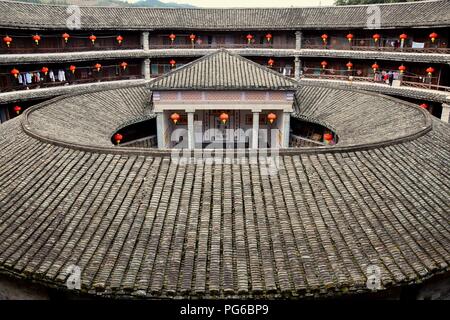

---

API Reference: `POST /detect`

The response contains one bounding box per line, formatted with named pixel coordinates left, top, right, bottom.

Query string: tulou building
left=0, top=0, right=449, bottom=300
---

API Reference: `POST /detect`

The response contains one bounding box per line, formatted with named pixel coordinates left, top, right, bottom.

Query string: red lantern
left=246, top=34, right=253, bottom=44
left=429, top=32, right=438, bottom=43
left=321, top=34, right=328, bottom=44
left=89, top=35, right=97, bottom=45
left=268, top=58, right=274, bottom=67
left=419, top=103, right=428, bottom=109
left=324, top=133, right=333, bottom=141
left=169, top=59, right=176, bottom=68
left=372, top=34, right=380, bottom=43
left=120, top=62, right=128, bottom=70
left=267, top=113, right=277, bottom=124
left=41, top=67, right=49, bottom=75
left=219, top=112, right=229, bottom=124
left=170, top=113, right=180, bottom=124
left=346, top=61, right=353, bottom=71
left=13, top=105, right=22, bottom=115
left=33, top=34, right=41, bottom=45
left=114, top=133, right=123, bottom=145
left=3, top=35, right=12, bottom=47
left=321, top=61, right=328, bottom=69
left=69, top=65, right=76, bottom=74
left=189, top=34, right=196, bottom=44
left=398, top=65, right=406, bottom=73
left=426, top=67, right=434, bottom=76
left=116, top=35, right=123, bottom=45
left=346, top=33, right=354, bottom=42
left=399, top=33, right=407, bottom=46
left=169, top=33, right=176, bottom=43
left=94, top=63, right=102, bottom=72
left=265, top=33, right=273, bottom=43
left=10, top=68, right=19, bottom=78
left=371, top=62, right=379, bottom=72
left=62, top=33, right=70, bottom=43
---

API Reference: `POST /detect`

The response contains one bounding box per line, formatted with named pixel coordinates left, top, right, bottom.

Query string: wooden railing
left=290, top=134, right=326, bottom=148
left=0, top=75, right=144, bottom=93
left=0, top=45, right=143, bottom=54
left=148, top=43, right=295, bottom=49
left=120, top=135, right=157, bottom=148
left=302, top=73, right=450, bottom=92
left=302, top=44, right=450, bottom=54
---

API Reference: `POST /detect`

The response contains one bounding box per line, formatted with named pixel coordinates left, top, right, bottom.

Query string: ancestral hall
left=0, top=0, right=449, bottom=300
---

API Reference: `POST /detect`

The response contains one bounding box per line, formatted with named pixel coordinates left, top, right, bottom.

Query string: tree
left=335, top=0, right=422, bottom=5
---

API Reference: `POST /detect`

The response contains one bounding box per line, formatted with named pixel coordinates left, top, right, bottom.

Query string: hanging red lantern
left=3, top=35, right=12, bottom=47
left=426, top=67, right=434, bottom=76
left=324, top=133, right=333, bottom=141
left=398, top=65, right=406, bottom=73
left=170, top=113, right=180, bottom=124
left=267, top=113, right=277, bottom=124
left=419, top=103, right=428, bottom=109
left=429, top=32, right=438, bottom=43
left=219, top=112, right=229, bottom=124
left=33, top=34, right=41, bottom=45
left=268, top=58, right=274, bottom=67
left=372, top=34, right=380, bottom=43
left=265, top=33, right=273, bottom=43
left=10, top=68, right=19, bottom=78
left=169, top=59, right=176, bottom=68
left=189, top=34, right=196, bottom=44
left=346, top=61, right=353, bottom=71
left=89, top=35, right=97, bottom=45
left=94, top=63, right=102, bottom=72
left=62, top=33, right=70, bottom=43
left=13, top=105, right=22, bottom=115
left=346, top=33, right=354, bottom=42
left=321, top=34, right=328, bottom=44
left=246, top=34, right=253, bottom=44
left=120, top=62, right=128, bottom=70
left=69, top=65, right=76, bottom=74
left=371, top=62, right=379, bottom=72
left=116, top=35, right=123, bottom=45
left=399, top=33, right=407, bottom=46
left=321, top=60, right=328, bottom=69
left=41, top=67, right=49, bottom=75
left=169, top=33, right=176, bottom=43
left=114, top=133, right=123, bottom=145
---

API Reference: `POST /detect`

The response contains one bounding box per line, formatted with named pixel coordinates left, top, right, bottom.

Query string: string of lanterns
left=317, top=32, right=439, bottom=45
left=7, top=62, right=131, bottom=77
left=316, top=61, right=435, bottom=77
left=169, top=112, right=278, bottom=125
left=165, top=33, right=274, bottom=45
left=2, top=33, right=126, bottom=47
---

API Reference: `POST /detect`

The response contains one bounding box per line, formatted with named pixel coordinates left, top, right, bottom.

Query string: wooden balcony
left=302, top=73, right=450, bottom=93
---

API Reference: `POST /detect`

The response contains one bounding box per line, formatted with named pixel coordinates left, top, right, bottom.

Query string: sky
left=153, top=0, right=336, bottom=8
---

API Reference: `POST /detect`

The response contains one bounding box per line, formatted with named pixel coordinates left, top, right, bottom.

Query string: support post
left=441, top=103, right=450, bottom=123
left=294, top=56, right=301, bottom=81
left=282, top=112, right=291, bottom=148
left=252, top=111, right=260, bottom=149
left=141, top=31, right=149, bottom=50
left=295, top=31, right=302, bottom=50
left=156, top=112, right=165, bottom=148
left=142, top=58, right=151, bottom=80
left=187, top=111, right=195, bottom=149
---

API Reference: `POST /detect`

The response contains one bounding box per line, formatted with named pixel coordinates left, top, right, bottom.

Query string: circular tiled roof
left=0, top=83, right=448, bottom=299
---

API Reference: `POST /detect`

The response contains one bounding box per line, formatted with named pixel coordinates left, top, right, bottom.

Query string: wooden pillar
left=252, top=111, right=260, bottom=149
left=441, top=103, right=450, bottom=123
